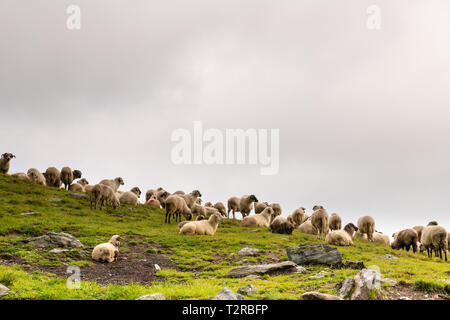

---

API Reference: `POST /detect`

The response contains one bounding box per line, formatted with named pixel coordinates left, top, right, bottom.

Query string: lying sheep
left=12, top=172, right=29, bottom=180
left=43, top=167, right=62, bottom=188
left=180, top=190, right=202, bottom=209
left=165, top=195, right=193, bottom=223
left=421, top=226, right=448, bottom=260
left=254, top=202, right=269, bottom=214
left=0, top=153, right=15, bottom=174
left=355, top=231, right=390, bottom=245
left=91, top=235, right=121, bottom=263
left=329, top=213, right=342, bottom=231
left=99, top=177, right=124, bottom=192
left=391, top=228, right=418, bottom=253
left=269, top=203, right=282, bottom=216
left=214, top=202, right=227, bottom=217
left=119, top=187, right=142, bottom=206
left=27, top=168, right=47, bottom=185
left=241, top=207, right=274, bottom=228
left=298, top=219, right=317, bottom=235
left=357, top=216, right=375, bottom=242
left=326, top=223, right=358, bottom=246
left=179, top=213, right=224, bottom=236
left=145, top=195, right=161, bottom=208
left=69, top=178, right=89, bottom=192
left=239, top=195, right=258, bottom=218
left=145, top=189, right=157, bottom=202
left=311, top=208, right=329, bottom=239
left=270, top=216, right=294, bottom=235
left=60, top=167, right=82, bottom=190
left=90, top=184, right=120, bottom=210
left=287, top=207, right=308, bottom=228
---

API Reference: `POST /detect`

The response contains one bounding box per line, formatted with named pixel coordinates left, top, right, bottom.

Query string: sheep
left=195, top=198, right=202, bottom=205
left=145, top=195, right=161, bottom=208
left=145, top=189, right=157, bottom=202
left=326, top=223, right=358, bottom=246
left=204, top=202, right=213, bottom=207
left=43, top=167, right=62, bottom=188
left=11, top=172, right=29, bottom=180
left=420, top=226, right=448, bottom=261
left=156, top=189, right=170, bottom=208
left=412, top=225, right=425, bottom=242
left=99, top=177, right=124, bottom=193
left=164, top=195, right=193, bottom=223
left=298, top=219, right=317, bottom=235
left=270, top=216, right=294, bottom=235
left=0, top=153, right=15, bottom=174
left=60, top=167, right=82, bottom=190
left=90, top=184, right=120, bottom=210
left=239, top=195, right=258, bottom=218
left=329, top=213, right=342, bottom=231
left=119, top=187, right=142, bottom=206
left=311, top=208, right=329, bottom=239
left=91, top=235, right=121, bottom=263
left=240, top=207, right=275, bottom=228
left=227, top=197, right=240, bottom=219
left=191, top=203, right=207, bottom=219
left=213, top=202, right=227, bottom=217
left=179, top=213, right=224, bottom=236
left=391, top=228, right=418, bottom=253
left=69, top=178, right=89, bottom=192
left=84, top=184, right=95, bottom=193
left=180, top=190, right=202, bottom=209
left=312, top=205, right=324, bottom=211
left=287, top=207, right=308, bottom=228
left=254, top=202, right=269, bottom=214
left=356, top=231, right=390, bottom=245
left=27, top=168, right=46, bottom=185
left=270, top=203, right=282, bottom=216
left=357, top=216, right=375, bottom=242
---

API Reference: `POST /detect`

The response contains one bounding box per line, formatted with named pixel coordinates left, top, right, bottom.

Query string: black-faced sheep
left=164, top=195, right=193, bottom=223
left=156, top=189, right=170, bottom=208
left=27, top=168, right=47, bottom=185
left=92, top=235, right=121, bottom=263
left=421, top=226, right=448, bottom=261
left=240, top=207, right=274, bottom=228
left=0, top=153, right=15, bottom=174
left=287, top=207, right=308, bottom=228
left=239, top=195, right=258, bottom=218
left=270, top=216, right=294, bottom=234
left=391, top=228, right=418, bottom=253
left=329, top=213, right=342, bottom=231
left=145, top=195, right=161, bottom=208
left=90, top=184, right=120, bottom=210
left=357, top=216, right=375, bottom=242
left=311, top=208, right=329, bottom=239
left=326, top=223, right=358, bottom=246
left=43, top=167, right=62, bottom=188
left=145, top=189, right=157, bottom=202
left=60, top=167, right=82, bottom=190
left=179, top=213, right=224, bottom=236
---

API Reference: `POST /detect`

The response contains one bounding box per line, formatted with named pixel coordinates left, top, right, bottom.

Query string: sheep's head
left=184, top=208, right=193, bottom=221
left=427, top=221, right=438, bottom=226
left=115, top=177, right=125, bottom=186
left=79, top=178, right=89, bottom=186
left=159, top=191, right=170, bottom=200
left=299, top=207, right=306, bottom=211
left=205, top=202, right=213, bottom=207
left=248, top=195, right=258, bottom=203
left=344, top=223, right=358, bottom=236
left=1, top=153, right=15, bottom=161
left=156, top=187, right=164, bottom=191
left=131, top=187, right=142, bottom=197
left=109, top=235, right=121, bottom=247
left=73, top=170, right=82, bottom=179
left=196, top=198, right=202, bottom=204
left=312, top=205, right=324, bottom=211
left=210, top=212, right=224, bottom=224
left=191, top=190, right=202, bottom=198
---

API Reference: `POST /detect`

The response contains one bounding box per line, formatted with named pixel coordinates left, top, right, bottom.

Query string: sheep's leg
left=445, top=250, right=447, bottom=261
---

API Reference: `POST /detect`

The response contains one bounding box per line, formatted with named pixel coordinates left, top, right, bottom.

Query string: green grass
left=0, top=174, right=449, bottom=300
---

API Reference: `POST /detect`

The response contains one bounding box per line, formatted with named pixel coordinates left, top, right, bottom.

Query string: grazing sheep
left=90, top=184, right=120, bottom=210
left=357, top=216, right=375, bottom=242
left=119, top=187, right=142, bottom=206
left=91, top=235, right=121, bottom=263
left=12, top=172, right=29, bottom=180
left=43, top=167, right=62, bottom=188
left=254, top=202, right=269, bottom=214
left=227, top=197, right=240, bottom=219
left=421, top=226, right=448, bottom=260
left=60, top=167, right=82, bottom=190
left=391, top=229, right=418, bottom=253
left=214, top=202, right=227, bottom=217
left=239, top=195, right=258, bottom=218
left=204, top=202, right=213, bottom=207
left=179, top=213, right=224, bottom=236
left=156, top=189, right=170, bottom=208
left=270, top=203, right=282, bottom=216
left=298, top=219, right=317, bottom=235
left=164, top=195, right=193, bottom=223
left=191, top=203, right=207, bottom=219
left=99, top=177, right=124, bottom=193
left=287, top=207, right=308, bottom=228
left=329, top=213, right=342, bottom=231
left=0, top=153, right=15, bottom=174
left=69, top=178, right=89, bottom=192
left=270, top=216, right=294, bottom=235
left=145, top=195, right=161, bottom=208
left=27, top=168, right=46, bottom=185
left=326, top=223, right=358, bottom=246
left=311, top=209, right=329, bottom=239
left=241, top=207, right=275, bottom=228
left=180, top=190, right=202, bottom=209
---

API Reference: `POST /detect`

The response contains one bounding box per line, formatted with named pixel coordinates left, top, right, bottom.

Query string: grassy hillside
left=0, top=174, right=448, bottom=300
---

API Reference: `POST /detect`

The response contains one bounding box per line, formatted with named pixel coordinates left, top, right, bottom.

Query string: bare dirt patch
left=383, top=283, right=449, bottom=300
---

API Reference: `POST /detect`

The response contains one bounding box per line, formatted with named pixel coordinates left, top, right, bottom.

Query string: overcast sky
left=1, top=1, right=449, bottom=237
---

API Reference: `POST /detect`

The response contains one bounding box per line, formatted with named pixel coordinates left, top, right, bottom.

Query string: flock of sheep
left=1, top=152, right=449, bottom=263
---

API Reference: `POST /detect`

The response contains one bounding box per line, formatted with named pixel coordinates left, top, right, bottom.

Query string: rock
left=376, top=254, right=398, bottom=260
left=212, top=287, right=244, bottom=300
left=399, top=296, right=411, bottom=300
left=70, top=193, right=90, bottom=200
left=49, top=198, right=62, bottom=202
left=237, top=247, right=259, bottom=257
left=136, top=293, right=166, bottom=300
left=381, top=277, right=397, bottom=287
left=302, top=292, right=342, bottom=300
left=294, top=266, right=307, bottom=274
left=338, top=278, right=355, bottom=298
left=23, top=232, right=83, bottom=248
left=250, top=229, right=261, bottom=233
left=245, top=275, right=262, bottom=279
left=309, top=270, right=330, bottom=279
left=237, top=285, right=257, bottom=295
left=228, top=261, right=298, bottom=278
left=154, top=264, right=161, bottom=271
left=344, top=260, right=365, bottom=269
left=351, top=268, right=381, bottom=300
left=286, top=244, right=342, bottom=266
left=20, top=212, right=39, bottom=216
left=0, top=284, right=10, bottom=298
left=49, top=248, right=69, bottom=254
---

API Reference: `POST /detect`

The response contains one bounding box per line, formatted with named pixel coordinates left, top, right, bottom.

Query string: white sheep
left=180, top=190, right=202, bottom=209
left=326, top=223, right=358, bottom=246
left=239, top=195, right=258, bottom=218
left=92, top=235, right=121, bottom=263
left=69, top=178, right=89, bottom=192
left=421, top=226, right=448, bottom=261
left=311, top=208, right=329, bottom=239
left=119, top=187, right=142, bottom=206
left=27, top=168, right=47, bottom=186
left=179, top=213, right=224, bottom=236
left=90, top=184, right=120, bottom=210
left=11, top=172, right=29, bottom=180
left=357, top=216, right=375, bottom=242
left=329, top=213, right=342, bottom=231
left=60, top=167, right=82, bottom=190
left=0, top=153, right=15, bottom=174
left=240, top=207, right=274, bottom=228
left=270, top=203, right=282, bottom=216
left=43, top=167, right=62, bottom=188
left=298, top=219, right=317, bottom=235
left=164, top=195, right=193, bottom=223
left=99, top=177, right=124, bottom=192
left=270, top=216, right=294, bottom=234
left=287, top=207, right=308, bottom=228
left=213, top=202, right=227, bottom=217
